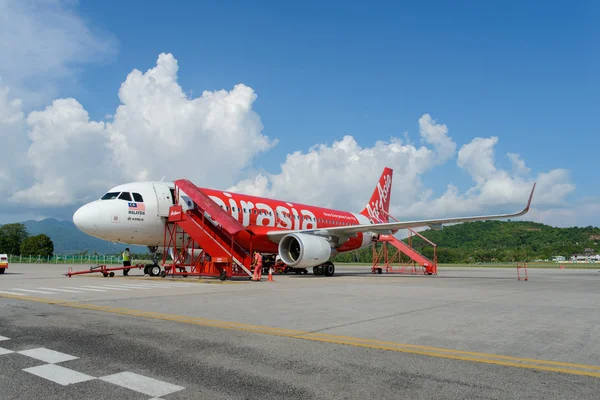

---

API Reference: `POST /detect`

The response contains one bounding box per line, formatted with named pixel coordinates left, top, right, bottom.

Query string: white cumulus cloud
left=228, top=116, right=457, bottom=212
left=3, top=53, right=275, bottom=208
left=105, top=53, right=275, bottom=185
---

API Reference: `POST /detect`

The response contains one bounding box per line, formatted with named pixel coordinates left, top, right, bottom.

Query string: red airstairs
left=372, top=229, right=438, bottom=276
left=161, top=180, right=254, bottom=281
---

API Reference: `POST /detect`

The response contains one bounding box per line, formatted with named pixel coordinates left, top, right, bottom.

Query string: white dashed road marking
left=100, top=371, right=185, bottom=397
left=18, top=348, right=78, bottom=363
left=0, top=346, right=14, bottom=355
left=24, top=364, right=96, bottom=386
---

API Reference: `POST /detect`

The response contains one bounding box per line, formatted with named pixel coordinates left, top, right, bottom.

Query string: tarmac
left=0, top=263, right=599, bottom=399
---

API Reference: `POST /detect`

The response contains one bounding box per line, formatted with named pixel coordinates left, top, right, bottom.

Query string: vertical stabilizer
left=360, top=167, right=393, bottom=223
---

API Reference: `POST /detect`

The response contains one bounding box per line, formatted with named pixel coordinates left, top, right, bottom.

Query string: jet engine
left=168, top=247, right=205, bottom=264
left=278, top=233, right=333, bottom=269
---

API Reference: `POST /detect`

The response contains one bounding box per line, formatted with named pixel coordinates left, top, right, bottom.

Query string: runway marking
left=23, top=364, right=95, bottom=386
left=0, top=290, right=26, bottom=296
left=0, top=346, right=14, bottom=356
left=94, top=285, right=131, bottom=291
left=100, top=371, right=185, bottom=397
left=12, top=288, right=56, bottom=295
left=66, top=286, right=106, bottom=292
left=38, top=287, right=83, bottom=293
left=2, top=292, right=600, bottom=379
left=18, top=347, right=78, bottom=363
left=85, top=275, right=247, bottom=284
left=0, top=335, right=10, bottom=341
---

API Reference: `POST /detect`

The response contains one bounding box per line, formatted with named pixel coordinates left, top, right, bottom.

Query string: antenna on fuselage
left=160, top=176, right=165, bottom=182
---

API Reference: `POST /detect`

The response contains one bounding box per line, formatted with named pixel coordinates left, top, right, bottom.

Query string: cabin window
left=101, top=192, right=120, bottom=200
left=118, top=192, right=132, bottom=201
left=232, top=207, right=236, bottom=212
left=132, top=193, right=144, bottom=202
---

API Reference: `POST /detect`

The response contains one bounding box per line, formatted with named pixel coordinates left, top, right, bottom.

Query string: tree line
left=0, top=223, right=54, bottom=257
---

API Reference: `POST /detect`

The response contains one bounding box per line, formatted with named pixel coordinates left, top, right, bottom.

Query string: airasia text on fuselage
left=204, top=190, right=358, bottom=230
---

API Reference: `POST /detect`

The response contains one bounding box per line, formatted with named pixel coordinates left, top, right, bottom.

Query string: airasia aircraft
left=73, top=168, right=535, bottom=276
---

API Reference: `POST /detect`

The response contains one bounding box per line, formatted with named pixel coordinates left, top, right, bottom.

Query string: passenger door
left=153, top=183, right=174, bottom=216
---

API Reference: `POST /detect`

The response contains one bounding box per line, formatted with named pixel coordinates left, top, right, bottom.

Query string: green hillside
left=333, top=221, right=600, bottom=264
left=412, top=220, right=599, bottom=263
left=13, top=218, right=147, bottom=255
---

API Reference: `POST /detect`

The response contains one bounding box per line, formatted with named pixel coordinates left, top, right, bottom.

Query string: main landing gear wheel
left=313, top=265, right=323, bottom=276
left=323, top=262, right=335, bottom=277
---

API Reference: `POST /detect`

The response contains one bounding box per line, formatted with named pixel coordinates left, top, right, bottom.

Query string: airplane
left=73, top=168, right=536, bottom=277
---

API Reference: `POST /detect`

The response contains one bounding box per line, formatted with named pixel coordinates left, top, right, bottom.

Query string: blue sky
left=75, top=0, right=597, bottom=195
left=0, top=0, right=598, bottom=226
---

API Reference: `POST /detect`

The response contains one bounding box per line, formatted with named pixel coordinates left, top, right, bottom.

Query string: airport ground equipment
left=372, top=229, right=438, bottom=276
left=0, top=253, right=8, bottom=274
left=517, top=262, right=528, bottom=281
left=65, top=263, right=148, bottom=278
left=160, top=180, right=254, bottom=281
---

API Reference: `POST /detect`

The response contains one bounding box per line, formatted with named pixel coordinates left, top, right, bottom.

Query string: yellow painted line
left=1, top=292, right=599, bottom=378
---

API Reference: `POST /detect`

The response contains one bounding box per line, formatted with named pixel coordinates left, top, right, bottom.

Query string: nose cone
left=73, top=203, right=99, bottom=235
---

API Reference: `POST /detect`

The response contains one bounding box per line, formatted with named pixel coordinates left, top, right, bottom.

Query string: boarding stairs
left=372, top=229, right=438, bottom=275
left=162, top=180, right=253, bottom=280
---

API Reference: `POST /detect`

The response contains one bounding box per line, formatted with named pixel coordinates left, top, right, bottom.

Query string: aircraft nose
left=73, top=203, right=99, bottom=234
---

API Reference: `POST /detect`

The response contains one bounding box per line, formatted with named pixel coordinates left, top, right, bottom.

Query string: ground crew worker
left=122, top=247, right=131, bottom=276
left=252, top=251, right=263, bottom=281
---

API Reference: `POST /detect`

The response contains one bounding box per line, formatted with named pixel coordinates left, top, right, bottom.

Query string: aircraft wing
left=266, top=183, right=536, bottom=242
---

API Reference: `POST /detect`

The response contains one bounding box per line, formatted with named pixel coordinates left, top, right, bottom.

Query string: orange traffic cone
left=268, top=267, right=274, bottom=282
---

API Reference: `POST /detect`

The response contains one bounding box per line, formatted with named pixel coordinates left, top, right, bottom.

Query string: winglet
left=524, top=182, right=536, bottom=213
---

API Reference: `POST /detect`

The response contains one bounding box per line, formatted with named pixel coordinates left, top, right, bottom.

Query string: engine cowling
left=168, top=248, right=205, bottom=264
left=278, top=233, right=333, bottom=269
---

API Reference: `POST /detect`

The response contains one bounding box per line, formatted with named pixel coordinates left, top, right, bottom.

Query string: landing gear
left=313, top=262, right=335, bottom=276
left=323, top=262, right=335, bottom=277
left=145, top=246, right=162, bottom=277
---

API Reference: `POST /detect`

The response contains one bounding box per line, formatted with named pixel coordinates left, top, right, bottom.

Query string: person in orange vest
left=252, top=251, right=263, bottom=281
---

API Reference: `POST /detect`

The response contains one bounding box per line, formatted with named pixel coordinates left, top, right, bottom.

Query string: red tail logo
left=360, top=168, right=393, bottom=223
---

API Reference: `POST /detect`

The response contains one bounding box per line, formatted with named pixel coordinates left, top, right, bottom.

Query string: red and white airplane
left=73, top=168, right=535, bottom=276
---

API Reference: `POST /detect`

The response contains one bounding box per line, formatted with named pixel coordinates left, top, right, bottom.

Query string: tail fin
left=360, top=167, right=393, bottom=223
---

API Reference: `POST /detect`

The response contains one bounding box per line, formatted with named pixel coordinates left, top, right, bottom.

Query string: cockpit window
left=101, top=192, right=120, bottom=200
left=118, top=192, right=132, bottom=201
left=132, top=193, right=144, bottom=202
